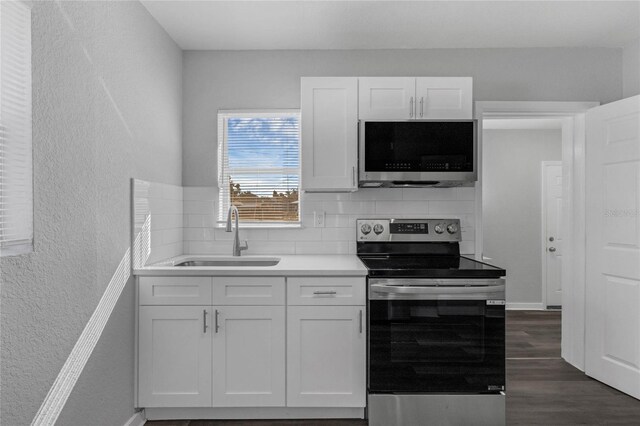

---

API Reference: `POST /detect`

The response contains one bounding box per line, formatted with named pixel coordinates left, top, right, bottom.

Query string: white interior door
left=585, top=95, right=640, bottom=399
left=542, top=161, right=563, bottom=307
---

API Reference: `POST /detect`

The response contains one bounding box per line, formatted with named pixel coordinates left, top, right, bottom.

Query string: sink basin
left=175, top=258, right=280, bottom=267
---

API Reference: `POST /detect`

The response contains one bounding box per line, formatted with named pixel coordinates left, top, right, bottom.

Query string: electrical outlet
left=314, top=211, right=325, bottom=228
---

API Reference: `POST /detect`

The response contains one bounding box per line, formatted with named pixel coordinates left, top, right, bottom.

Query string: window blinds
left=217, top=111, right=300, bottom=225
left=0, top=1, right=33, bottom=255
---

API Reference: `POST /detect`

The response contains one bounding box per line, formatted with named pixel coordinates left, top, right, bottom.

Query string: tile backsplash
left=132, top=180, right=476, bottom=263
left=132, top=179, right=184, bottom=267
left=183, top=186, right=476, bottom=256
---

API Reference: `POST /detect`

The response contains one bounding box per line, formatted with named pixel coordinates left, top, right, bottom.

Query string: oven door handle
left=370, top=284, right=505, bottom=295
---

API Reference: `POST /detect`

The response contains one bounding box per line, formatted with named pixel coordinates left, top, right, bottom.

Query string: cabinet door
left=358, top=77, right=416, bottom=120
left=301, top=77, right=358, bottom=192
left=213, top=306, right=286, bottom=406
left=287, top=306, right=366, bottom=407
left=415, top=77, right=473, bottom=119
left=138, top=306, right=212, bottom=407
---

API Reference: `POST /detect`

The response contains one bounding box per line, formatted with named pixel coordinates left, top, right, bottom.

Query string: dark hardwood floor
left=147, top=310, right=640, bottom=426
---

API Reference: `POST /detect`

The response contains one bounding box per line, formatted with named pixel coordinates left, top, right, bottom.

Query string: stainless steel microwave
left=358, top=120, right=477, bottom=188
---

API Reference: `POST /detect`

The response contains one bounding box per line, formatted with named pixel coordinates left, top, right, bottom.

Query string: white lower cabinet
left=138, top=275, right=366, bottom=414
left=212, top=305, right=286, bottom=407
left=286, top=305, right=366, bottom=407
left=138, top=305, right=212, bottom=407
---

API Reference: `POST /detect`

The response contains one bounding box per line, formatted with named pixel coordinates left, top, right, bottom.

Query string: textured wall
left=482, top=129, right=562, bottom=305
left=183, top=48, right=622, bottom=186
left=0, top=2, right=182, bottom=425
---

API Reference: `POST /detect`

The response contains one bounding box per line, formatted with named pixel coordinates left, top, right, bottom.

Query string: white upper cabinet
left=358, top=77, right=417, bottom=120
left=415, top=77, right=473, bottom=119
left=301, top=77, right=358, bottom=192
left=359, top=77, right=473, bottom=120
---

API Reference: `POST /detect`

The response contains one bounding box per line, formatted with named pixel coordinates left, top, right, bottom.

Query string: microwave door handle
left=370, top=284, right=505, bottom=295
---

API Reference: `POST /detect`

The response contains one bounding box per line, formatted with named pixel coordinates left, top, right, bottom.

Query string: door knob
left=548, top=247, right=556, bottom=252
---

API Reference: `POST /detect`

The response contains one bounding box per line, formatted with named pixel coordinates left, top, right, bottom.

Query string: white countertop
left=134, top=254, right=368, bottom=276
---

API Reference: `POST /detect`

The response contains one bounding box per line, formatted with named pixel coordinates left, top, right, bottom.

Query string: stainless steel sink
left=175, top=258, right=280, bottom=267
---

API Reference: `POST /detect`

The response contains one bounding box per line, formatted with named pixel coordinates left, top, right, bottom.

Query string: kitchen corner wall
left=184, top=187, right=476, bottom=255
left=0, top=2, right=182, bottom=426
left=623, top=38, right=640, bottom=98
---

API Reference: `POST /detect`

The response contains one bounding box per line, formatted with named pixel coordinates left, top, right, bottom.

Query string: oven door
left=368, top=279, right=505, bottom=394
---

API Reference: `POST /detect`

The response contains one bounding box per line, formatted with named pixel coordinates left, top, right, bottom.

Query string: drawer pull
left=313, top=291, right=337, bottom=296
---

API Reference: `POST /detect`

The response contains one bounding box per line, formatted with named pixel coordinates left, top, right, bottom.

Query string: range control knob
left=360, top=223, right=372, bottom=235
left=373, top=224, right=384, bottom=235
left=447, top=223, right=459, bottom=234
left=434, top=224, right=445, bottom=234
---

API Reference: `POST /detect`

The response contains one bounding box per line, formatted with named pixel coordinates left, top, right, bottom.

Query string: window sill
left=1, top=241, right=33, bottom=257
left=215, top=222, right=302, bottom=229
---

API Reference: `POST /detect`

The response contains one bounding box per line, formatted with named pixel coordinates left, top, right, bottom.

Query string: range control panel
left=356, top=218, right=461, bottom=242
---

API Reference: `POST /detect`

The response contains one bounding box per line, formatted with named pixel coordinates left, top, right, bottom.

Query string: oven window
left=369, top=300, right=504, bottom=393
left=364, top=121, right=475, bottom=172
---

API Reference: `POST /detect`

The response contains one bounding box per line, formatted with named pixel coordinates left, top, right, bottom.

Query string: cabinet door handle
left=359, top=309, right=363, bottom=334
left=203, top=309, right=208, bottom=333
left=420, top=97, right=424, bottom=117
left=352, top=166, right=356, bottom=187
left=409, top=97, right=414, bottom=118
left=214, top=309, right=220, bottom=333
left=313, top=290, right=337, bottom=296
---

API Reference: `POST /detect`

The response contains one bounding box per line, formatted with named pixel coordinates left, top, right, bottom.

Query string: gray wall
left=183, top=48, right=622, bottom=186
left=623, top=38, right=640, bottom=98
left=0, top=2, right=182, bottom=425
left=482, top=129, right=562, bottom=305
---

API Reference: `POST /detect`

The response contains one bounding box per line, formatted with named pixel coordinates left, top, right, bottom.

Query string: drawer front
left=139, top=277, right=212, bottom=305
left=287, top=277, right=366, bottom=305
left=213, top=277, right=285, bottom=305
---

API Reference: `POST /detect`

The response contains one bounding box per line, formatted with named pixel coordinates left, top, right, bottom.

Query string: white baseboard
left=506, top=302, right=545, bottom=310
left=145, top=407, right=364, bottom=421
left=123, top=411, right=146, bottom=426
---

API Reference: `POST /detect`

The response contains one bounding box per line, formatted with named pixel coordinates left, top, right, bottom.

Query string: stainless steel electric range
left=357, top=218, right=507, bottom=426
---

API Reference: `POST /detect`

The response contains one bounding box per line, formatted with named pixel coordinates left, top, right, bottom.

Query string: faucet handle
left=240, top=240, right=248, bottom=251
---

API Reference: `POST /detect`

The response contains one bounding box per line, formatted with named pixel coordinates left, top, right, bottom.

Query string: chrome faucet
left=225, top=205, right=248, bottom=256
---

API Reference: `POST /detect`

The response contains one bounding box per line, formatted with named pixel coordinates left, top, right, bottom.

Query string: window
left=0, top=1, right=32, bottom=256
left=217, top=110, right=300, bottom=226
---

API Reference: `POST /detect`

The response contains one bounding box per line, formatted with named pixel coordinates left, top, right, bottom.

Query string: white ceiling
left=141, top=0, right=640, bottom=51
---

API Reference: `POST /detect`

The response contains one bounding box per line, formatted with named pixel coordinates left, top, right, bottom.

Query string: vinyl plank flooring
left=506, top=310, right=640, bottom=425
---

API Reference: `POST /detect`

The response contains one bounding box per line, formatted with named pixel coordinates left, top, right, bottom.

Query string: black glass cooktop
left=358, top=255, right=506, bottom=278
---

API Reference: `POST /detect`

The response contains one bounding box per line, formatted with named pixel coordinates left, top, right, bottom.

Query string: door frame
left=475, top=101, right=598, bottom=371
left=541, top=160, right=563, bottom=309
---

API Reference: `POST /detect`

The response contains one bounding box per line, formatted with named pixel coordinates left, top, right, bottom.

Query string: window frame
left=216, top=109, right=302, bottom=228
left=0, top=0, right=33, bottom=257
